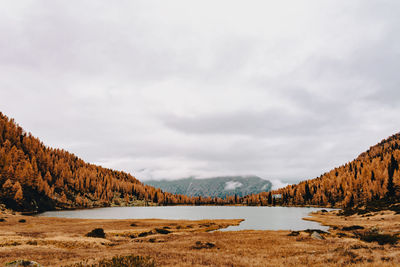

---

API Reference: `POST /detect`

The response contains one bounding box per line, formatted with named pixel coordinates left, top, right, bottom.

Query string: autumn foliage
left=1, top=111, right=399, bottom=211
left=0, top=112, right=238, bottom=211
left=273, top=134, right=400, bottom=208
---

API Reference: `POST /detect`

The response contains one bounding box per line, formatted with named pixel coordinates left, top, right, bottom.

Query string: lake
left=37, top=206, right=330, bottom=231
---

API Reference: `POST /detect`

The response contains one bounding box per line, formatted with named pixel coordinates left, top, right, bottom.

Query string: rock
left=6, top=260, right=41, bottom=266
left=311, top=231, right=324, bottom=240
left=288, top=231, right=300, bottom=236
left=304, top=229, right=328, bottom=234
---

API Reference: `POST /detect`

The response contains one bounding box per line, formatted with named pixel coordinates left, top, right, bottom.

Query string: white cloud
left=224, top=181, right=243, bottom=191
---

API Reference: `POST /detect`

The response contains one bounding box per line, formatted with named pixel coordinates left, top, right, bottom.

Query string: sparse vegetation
left=0, top=241, right=21, bottom=247
left=191, top=241, right=216, bottom=249
left=64, top=255, right=155, bottom=267
left=0, top=212, right=399, bottom=266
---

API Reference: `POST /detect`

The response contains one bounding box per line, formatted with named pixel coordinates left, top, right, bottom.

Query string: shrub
left=138, top=231, right=152, bottom=237
left=342, top=225, right=364, bottom=231
left=85, top=228, right=106, bottom=238
left=288, top=231, right=300, bottom=236
left=18, top=219, right=26, bottom=223
left=5, top=260, right=41, bottom=266
left=154, top=228, right=171, bottom=235
left=358, top=232, right=399, bottom=245
left=192, top=241, right=216, bottom=249
left=64, top=255, right=155, bottom=267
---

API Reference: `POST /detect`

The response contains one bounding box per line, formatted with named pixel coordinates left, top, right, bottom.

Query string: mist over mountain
left=145, top=176, right=272, bottom=199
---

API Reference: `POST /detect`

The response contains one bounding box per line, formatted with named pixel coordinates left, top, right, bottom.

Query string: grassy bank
left=0, top=208, right=399, bottom=266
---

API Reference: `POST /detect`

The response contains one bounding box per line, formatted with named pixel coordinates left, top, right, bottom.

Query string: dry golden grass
left=0, top=209, right=399, bottom=266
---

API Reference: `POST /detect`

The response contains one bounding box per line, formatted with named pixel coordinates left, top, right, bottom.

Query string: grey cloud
left=163, top=109, right=322, bottom=137
left=0, top=0, right=399, bottom=184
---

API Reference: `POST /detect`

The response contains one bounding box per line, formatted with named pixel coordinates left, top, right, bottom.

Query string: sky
left=1, top=1, right=399, bottom=188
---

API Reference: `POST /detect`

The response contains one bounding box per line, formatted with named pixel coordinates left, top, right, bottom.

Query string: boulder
left=311, top=231, right=324, bottom=240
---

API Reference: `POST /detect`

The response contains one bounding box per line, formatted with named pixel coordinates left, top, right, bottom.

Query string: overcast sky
left=1, top=1, right=399, bottom=188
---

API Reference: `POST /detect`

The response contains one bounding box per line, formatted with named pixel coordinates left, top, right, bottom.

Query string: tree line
left=272, top=134, right=400, bottom=208
left=0, top=112, right=255, bottom=211
left=1, top=111, right=399, bottom=211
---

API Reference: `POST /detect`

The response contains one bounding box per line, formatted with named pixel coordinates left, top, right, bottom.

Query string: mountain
left=0, top=112, right=243, bottom=212
left=274, top=133, right=400, bottom=208
left=145, top=176, right=272, bottom=199
left=2, top=110, right=398, bottom=212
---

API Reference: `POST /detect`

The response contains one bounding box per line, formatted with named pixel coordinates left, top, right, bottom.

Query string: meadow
left=1, top=208, right=399, bottom=266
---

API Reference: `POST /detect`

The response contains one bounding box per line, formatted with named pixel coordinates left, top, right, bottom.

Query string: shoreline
left=1, top=208, right=399, bottom=266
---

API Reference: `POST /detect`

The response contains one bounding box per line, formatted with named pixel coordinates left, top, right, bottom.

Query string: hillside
left=0, top=112, right=236, bottom=212
left=145, top=176, right=272, bottom=199
left=273, top=133, right=400, bottom=208
left=2, top=111, right=399, bottom=212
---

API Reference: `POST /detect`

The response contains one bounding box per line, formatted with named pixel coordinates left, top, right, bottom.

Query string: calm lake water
left=37, top=206, right=330, bottom=231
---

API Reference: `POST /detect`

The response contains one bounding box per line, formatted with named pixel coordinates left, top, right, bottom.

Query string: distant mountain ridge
left=145, top=176, right=272, bottom=199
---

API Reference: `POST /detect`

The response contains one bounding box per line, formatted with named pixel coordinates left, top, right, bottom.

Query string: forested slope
left=1, top=112, right=273, bottom=212
left=2, top=111, right=399, bottom=212
left=0, top=113, right=209, bottom=212
left=274, top=134, right=400, bottom=208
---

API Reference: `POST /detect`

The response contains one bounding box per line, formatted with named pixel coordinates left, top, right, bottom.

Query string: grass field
left=0, top=208, right=399, bottom=266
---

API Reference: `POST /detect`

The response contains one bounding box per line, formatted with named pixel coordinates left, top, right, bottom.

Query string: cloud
left=224, top=181, right=243, bottom=191
left=0, top=1, right=399, bottom=188
left=270, top=180, right=289, bottom=191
